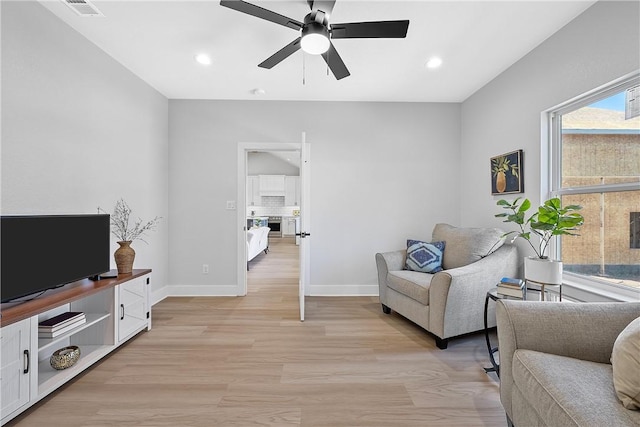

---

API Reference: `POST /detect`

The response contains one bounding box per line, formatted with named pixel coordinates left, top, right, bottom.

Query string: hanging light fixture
left=300, top=12, right=330, bottom=55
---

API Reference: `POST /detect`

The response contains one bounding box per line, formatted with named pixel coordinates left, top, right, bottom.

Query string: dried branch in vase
left=98, top=198, right=161, bottom=243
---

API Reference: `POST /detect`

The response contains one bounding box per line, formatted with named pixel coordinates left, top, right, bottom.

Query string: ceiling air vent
left=61, top=0, right=104, bottom=17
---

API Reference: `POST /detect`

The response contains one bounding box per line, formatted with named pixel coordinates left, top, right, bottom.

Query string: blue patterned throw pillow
left=405, top=240, right=446, bottom=273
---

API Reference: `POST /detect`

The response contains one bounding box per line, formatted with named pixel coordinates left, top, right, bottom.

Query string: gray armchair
left=376, top=223, right=518, bottom=349
left=496, top=300, right=640, bottom=426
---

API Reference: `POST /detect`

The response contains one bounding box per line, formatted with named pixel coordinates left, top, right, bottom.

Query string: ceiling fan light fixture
left=301, top=21, right=330, bottom=55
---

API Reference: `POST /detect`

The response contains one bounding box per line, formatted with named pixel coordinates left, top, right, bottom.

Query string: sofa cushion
left=512, top=349, right=640, bottom=426
left=405, top=240, right=445, bottom=273
left=611, top=316, right=640, bottom=410
left=431, top=223, right=505, bottom=270
left=387, top=270, right=433, bottom=305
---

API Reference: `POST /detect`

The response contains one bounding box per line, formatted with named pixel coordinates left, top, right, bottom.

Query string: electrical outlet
left=226, top=200, right=236, bottom=210
left=202, top=264, right=209, bottom=274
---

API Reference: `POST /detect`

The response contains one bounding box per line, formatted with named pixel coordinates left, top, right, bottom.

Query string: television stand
left=89, top=269, right=118, bottom=281
left=0, top=269, right=152, bottom=425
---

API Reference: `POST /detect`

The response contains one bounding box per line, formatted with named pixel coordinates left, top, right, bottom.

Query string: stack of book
left=497, top=277, right=526, bottom=299
left=38, top=311, right=86, bottom=338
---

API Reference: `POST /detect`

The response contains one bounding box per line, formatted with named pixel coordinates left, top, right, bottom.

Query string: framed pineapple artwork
left=491, top=149, right=524, bottom=195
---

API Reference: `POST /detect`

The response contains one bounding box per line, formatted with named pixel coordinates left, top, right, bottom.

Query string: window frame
left=545, top=71, right=640, bottom=302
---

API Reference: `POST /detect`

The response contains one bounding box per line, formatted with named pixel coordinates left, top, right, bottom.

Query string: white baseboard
left=151, top=286, right=170, bottom=306
left=163, top=284, right=240, bottom=298
left=151, top=283, right=379, bottom=305
left=307, top=284, right=379, bottom=296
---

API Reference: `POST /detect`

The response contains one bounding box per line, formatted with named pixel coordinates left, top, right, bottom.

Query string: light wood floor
left=8, top=237, right=505, bottom=426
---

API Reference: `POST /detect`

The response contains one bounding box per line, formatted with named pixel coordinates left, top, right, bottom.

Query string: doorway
left=246, top=150, right=300, bottom=291
left=236, top=141, right=310, bottom=320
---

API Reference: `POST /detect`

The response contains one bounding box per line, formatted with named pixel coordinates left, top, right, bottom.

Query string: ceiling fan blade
left=258, top=38, right=302, bottom=69
left=321, top=42, right=350, bottom=80
left=330, top=20, right=409, bottom=39
left=307, top=0, right=336, bottom=17
left=220, top=1, right=303, bottom=30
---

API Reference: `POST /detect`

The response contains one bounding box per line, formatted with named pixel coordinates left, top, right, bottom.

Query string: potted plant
left=99, top=199, right=161, bottom=274
left=495, top=197, right=584, bottom=286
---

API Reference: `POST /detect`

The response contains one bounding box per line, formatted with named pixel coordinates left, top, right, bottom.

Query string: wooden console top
left=0, top=269, right=151, bottom=327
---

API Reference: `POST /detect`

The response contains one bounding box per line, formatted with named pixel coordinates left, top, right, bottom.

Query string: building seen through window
left=557, top=86, right=640, bottom=290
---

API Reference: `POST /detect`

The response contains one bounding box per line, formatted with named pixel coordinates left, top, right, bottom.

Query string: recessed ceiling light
left=195, top=54, right=212, bottom=65
left=426, top=57, right=443, bottom=69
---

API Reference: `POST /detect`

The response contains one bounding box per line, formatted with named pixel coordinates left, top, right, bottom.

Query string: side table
left=484, top=284, right=563, bottom=377
left=484, top=288, right=507, bottom=376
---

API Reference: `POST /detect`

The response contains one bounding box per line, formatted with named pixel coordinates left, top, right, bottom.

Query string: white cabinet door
left=259, top=175, right=285, bottom=196
left=284, top=176, right=300, bottom=206
left=283, top=218, right=297, bottom=236
left=118, top=276, right=149, bottom=343
left=251, top=177, right=261, bottom=205
left=0, top=319, right=31, bottom=419
left=247, top=176, right=261, bottom=206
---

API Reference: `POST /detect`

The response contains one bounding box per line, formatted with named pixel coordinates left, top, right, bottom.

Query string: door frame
left=236, top=141, right=302, bottom=297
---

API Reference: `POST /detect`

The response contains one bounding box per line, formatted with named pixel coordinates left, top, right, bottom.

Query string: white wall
left=169, top=100, right=460, bottom=295
left=1, top=2, right=170, bottom=299
left=460, top=0, right=640, bottom=267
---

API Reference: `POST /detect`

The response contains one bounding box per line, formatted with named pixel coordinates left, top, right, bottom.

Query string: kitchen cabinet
left=284, top=176, right=300, bottom=206
left=283, top=217, right=297, bottom=236
left=247, top=176, right=261, bottom=206
left=259, top=175, right=285, bottom=196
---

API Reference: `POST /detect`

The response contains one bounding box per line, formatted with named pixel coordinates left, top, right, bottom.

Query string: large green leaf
left=545, top=198, right=561, bottom=209
left=518, top=198, right=531, bottom=213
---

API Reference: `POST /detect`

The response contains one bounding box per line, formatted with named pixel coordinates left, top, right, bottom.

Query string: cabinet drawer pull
left=23, top=349, right=30, bottom=374
left=120, top=304, right=125, bottom=320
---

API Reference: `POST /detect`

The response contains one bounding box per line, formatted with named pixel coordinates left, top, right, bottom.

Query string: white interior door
left=298, top=133, right=311, bottom=321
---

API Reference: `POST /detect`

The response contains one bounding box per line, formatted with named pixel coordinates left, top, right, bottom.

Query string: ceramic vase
left=524, top=256, right=563, bottom=301
left=524, top=257, right=563, bottom=285
left=114, top=241, right=135, bottom=274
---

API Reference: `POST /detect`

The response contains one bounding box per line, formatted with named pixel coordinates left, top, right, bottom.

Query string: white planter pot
left=524, top=256, right=563, bottom=286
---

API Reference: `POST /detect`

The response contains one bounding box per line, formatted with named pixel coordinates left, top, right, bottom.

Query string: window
left=549, top=74, right=640, bottom=297
left=632, top=212, right=640, bottom=249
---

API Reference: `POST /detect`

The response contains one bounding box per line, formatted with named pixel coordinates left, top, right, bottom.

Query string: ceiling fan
left=219, top=0, right=409, bottom=80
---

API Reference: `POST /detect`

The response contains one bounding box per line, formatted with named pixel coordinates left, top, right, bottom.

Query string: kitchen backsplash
left=248, top=196, right=299, bottom=216
left=262, top=196, right=285, bottom=207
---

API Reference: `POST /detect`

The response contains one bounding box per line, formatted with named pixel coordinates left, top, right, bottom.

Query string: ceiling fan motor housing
left=301, top=13, right=330, bottom=55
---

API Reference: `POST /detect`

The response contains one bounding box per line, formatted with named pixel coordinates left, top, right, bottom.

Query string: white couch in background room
left=247, top=226, right=270, bottom=270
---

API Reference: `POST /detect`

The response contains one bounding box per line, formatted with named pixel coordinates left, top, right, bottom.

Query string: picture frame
left=491, top=149, right=524, bottom=195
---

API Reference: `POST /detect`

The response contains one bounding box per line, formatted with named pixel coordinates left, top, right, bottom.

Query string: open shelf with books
left=38, top=313, right=111, bottom=353
left=36, top=287, right=116, bottom=395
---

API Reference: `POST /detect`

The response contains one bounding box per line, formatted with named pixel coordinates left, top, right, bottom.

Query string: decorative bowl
left=50, top=345, right=81, bottom=370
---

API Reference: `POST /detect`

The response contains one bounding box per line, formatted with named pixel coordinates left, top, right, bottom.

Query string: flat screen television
left=1, top=214, right=110, bottom=303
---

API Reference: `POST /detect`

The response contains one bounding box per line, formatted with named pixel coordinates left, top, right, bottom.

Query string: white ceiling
left=39, top=0, right=597, bottom=102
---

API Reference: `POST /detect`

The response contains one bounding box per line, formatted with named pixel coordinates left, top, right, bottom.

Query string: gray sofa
left=497, top=300, right=640, bottom=427
left=376, top=223, right=518, bottom=349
